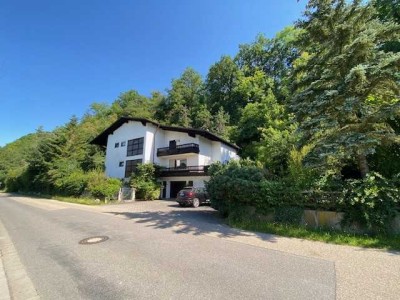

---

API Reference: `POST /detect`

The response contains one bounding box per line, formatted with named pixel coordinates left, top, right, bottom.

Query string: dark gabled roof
left=90, top=117, right=240, bottom=150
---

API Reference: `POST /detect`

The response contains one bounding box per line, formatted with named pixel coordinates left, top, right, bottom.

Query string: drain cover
left=79, top=236, right=109, bottom=245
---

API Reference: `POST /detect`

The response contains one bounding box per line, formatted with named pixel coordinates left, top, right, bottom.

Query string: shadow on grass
left=106, top=208, right=278, bottom=243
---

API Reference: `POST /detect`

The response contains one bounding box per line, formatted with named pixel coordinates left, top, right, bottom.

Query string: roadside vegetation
left=0, top=0, right=399, bottom=248
left=231, top=220, right=400, bottom=251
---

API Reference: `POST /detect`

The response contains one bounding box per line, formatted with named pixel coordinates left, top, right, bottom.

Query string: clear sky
left=0, top=0, right=306, bottom=147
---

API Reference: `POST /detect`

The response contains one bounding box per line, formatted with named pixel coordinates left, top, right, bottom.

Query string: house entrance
left=170, top=181, right=187, bottom=199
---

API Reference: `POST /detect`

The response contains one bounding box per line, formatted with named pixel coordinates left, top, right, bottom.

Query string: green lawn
left=230, top=219, right=400, bottom=251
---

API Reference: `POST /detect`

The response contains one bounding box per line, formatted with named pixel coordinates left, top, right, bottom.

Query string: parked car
left=176, top=186, right=210, bottom=208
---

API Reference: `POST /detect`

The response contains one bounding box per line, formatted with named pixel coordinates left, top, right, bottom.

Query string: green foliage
left=130, top=163, right=160, bottom=200
left=207, top=160, right=287, bottom=217
left=235, top=27, right=302, bottom=102
left=111, top=90, right=157, bottom=119
left=52, top=168, right=88, bottom=196
left=157, top=68, right=205, bottom=127
left=286, top=145, right=317, bottom=190
left=86, top=170, right=121, bottom=200
left=340, top=172, right=400, bottom=234
left=206, top=161, right=264, bottom=216
left=231, top=218, right=400, bottom=251
left=292, top=0, right=400, bottom=176
left=206, top=56, right=245, bottom=124
left=274, top=206, right=304, bottom=225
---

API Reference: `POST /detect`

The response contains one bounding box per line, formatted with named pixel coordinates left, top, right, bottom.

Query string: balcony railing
left=157, top=143, right=200, bottom=157
left=158, top=165, right=209, bottom=177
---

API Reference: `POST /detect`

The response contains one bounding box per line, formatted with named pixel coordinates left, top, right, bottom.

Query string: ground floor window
left=125, top=159, right=142, bottom=178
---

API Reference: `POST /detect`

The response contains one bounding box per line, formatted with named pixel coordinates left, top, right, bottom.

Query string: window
left=127, top=137, right=144, bottom=156
left=125, top=159, right=142, bottom=178
left=169, top=159, right=187, bottom=168
left=177, top=159, right=187, bottom=168
left=121, top=141, right=126, bottom=147
left=115, top=142, right=119, bottom=148
left=119, top=161, right=124, bottom=167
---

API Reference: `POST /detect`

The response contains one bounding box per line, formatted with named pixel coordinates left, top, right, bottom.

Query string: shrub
left=5, top=167, right=32, bottom=192
left=130, top=163, right=160, bottom=200
left=206, top=160, right=266, bottom=217
left=287, top=145, right=317, bottom=190
left=86, top=170, right=121, bottom=200
left=340, top=172, right=400, bottom=234
left=54, top=169, right=88, bottom=196
left=274, top=206, right=304, bottom=225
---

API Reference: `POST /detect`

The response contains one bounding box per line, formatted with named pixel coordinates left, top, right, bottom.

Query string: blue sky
left=0, top=0, right=306, bottom=147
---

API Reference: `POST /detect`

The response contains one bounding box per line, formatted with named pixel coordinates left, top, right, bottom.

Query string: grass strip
left=5, top=192, right=105, bottom=205
left=230, top=219, right=400, bottom=251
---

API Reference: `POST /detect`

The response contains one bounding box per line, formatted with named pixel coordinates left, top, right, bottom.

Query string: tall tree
left=374, top=0, right=400, bottom=52
left=111, top=90, right=155, bottom=119
left=160, top=68, right=205, bottom=127
left=205, top=56, right=244, bottom=123
left=291, top=0, right=400, bottom=177
left=235, top=27, right=302, bottom=102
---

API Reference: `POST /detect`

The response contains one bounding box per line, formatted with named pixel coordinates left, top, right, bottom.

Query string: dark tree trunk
left=358, top=153, right=369, bottom=178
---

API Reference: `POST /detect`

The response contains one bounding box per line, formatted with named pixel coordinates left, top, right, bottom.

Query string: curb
left=0, top=251, right=11, bottom=300
left=0, top=220, right=39, bottom=300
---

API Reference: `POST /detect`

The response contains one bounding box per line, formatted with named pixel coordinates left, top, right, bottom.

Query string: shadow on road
left=105, top=208, right=278, bottom=243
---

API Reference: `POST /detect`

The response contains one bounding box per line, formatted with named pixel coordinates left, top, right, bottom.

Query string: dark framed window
left=119, top=161, right=124, bottom=167
left=127, top=137, right=144, bottom=156
left=125, top=159, right=142, bottom=178
left=115, top=142, right=120, bottom=148
left=121, top=141, right=126, bottom=147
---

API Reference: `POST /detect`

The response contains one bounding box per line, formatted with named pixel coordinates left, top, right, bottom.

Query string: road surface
left=0, top=194, right=336, bottom=299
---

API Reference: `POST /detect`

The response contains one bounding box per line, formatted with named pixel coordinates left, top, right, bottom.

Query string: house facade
left=91, top=117, right=239, bottom=198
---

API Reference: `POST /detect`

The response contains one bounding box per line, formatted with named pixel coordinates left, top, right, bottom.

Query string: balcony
left=158, top=165, right=209, bottom=177
left=157, top=143, right=200, bottom=157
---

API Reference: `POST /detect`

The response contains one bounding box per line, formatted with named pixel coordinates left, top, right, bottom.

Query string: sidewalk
left=0, top=251, right=11, bottom=300
left=0, top=215, right=39, bottom=300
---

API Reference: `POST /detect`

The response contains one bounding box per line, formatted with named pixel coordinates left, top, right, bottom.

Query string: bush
left=86, top=170, right=121, bottom=200
left=274, top=206, right=304, bottom=225
left=54, top=170, right=88, bottom=196
left=340, top=172, right=400, bottom=234
left=130, top=164, right=160, bottom=200
left=206, top=160, right=266, bottom=217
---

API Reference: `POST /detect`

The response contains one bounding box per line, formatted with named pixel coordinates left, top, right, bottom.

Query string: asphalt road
left=0, top=194, right=335, bottom=299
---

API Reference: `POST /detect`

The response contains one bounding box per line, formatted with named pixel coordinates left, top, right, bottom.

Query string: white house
left=91, top=117, right=240, bottom=198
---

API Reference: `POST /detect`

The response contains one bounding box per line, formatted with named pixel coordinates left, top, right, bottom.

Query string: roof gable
left=90, top=117, right=239, bottom=150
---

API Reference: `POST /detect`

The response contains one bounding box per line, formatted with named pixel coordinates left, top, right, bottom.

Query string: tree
left=111, top=90, right=155, bottom=119
left=159, top=68, right=205, bottom=127
left=234, top=86, right=297, bottom=172
left=291, top=0, right=400, bottom=177
left=212, top=107, right=230, bottom=139
left=374, top=0, right=400, bottom=52
left=235, top=27, right=302, bottom=103
left=205, top=56, right=245, bottom=123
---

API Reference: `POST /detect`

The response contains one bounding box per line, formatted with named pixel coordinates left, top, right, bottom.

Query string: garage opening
left=170, top=181, right=187, bottom=199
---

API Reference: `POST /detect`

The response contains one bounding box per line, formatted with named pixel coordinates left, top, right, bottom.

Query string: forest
left=0, top=0, right=399, bottom=232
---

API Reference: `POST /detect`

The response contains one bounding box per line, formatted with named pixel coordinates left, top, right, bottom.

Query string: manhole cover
left=79, top=236, right=109, bottom=245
